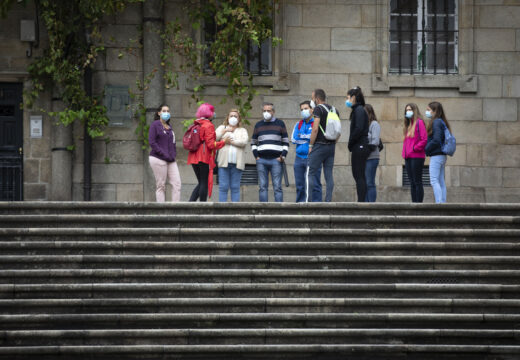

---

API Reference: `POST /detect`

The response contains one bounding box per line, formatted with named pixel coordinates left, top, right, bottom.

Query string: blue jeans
left=364, top=158, right=379, bottom=202
left=218, top=164, right=243, bottom=202
left=294, top=156, right=322, bottom=203
left=429, top=155, right=447, bottom=203
left=307, top=143, right=335, bottom=202
left=256, top=157, right=283, bottom=202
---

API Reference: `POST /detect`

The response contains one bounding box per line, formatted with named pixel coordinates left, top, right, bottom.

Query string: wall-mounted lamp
left=20, top=19, right=37, bottom=57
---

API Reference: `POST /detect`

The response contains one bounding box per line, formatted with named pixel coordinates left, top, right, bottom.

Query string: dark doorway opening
left=0, top=83, right=24, bottom=201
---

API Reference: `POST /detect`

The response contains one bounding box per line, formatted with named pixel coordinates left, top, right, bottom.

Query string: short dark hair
left=262, top=102, right=275, bottom=111
left=300, top=100, right=311, bottom=108
left=314, top=89, right=326, bottom=102
left=347, top=86, right=365, bottom=106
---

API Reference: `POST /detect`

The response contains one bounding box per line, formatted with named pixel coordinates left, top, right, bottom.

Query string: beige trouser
left=148, top=156, right=182, bottom=202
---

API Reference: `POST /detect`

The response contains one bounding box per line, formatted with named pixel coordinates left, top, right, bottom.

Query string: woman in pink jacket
left=402, top=103, right=428, bottom=202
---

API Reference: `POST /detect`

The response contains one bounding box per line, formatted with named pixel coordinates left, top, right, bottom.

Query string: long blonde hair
left=403, top=103, right=422, bottom=138
left=223, top=108, right=242, bottom=127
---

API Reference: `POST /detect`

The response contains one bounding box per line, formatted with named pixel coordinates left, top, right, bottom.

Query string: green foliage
left=2, top=0, right=281, bottom=149
left=159, top=0, right=281, bottom=124
left=1, top=0, right=142, bottom=139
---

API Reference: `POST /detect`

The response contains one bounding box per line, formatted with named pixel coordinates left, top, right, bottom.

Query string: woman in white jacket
left=215, top=109, right=249, bottom=202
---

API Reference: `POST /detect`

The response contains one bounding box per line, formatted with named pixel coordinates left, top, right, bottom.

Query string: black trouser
left=405, top=157, right=425, bottom=203
left=189, top=162, right=210, bottom=202
left=351, top=145, right=370, bottom=202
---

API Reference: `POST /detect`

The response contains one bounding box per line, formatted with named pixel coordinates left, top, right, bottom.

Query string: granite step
left=0, top=344, right=519, bottom=360
left=1, top=297, right=520, bottom=315
left=2, top=283, right=519, bottom=299
left=3, top=268, right=520, bottom=285
left=1, top=312, right=519, bottom=330
left=1, top=254, right=520, bottom=270
left=1, top=328, right=518, bottom=346
left=1, top=240, right=519, bottom=256
left=3, top=227, right=520, bottom=242
left=2, top=201, right=520, bottom=217
left=2, top=214, right=519, bottom=229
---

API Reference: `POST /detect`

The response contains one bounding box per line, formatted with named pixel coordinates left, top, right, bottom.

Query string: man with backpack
left=307, top=89, right=341, bottom=202
left=251, top=102, right=289, bottom=202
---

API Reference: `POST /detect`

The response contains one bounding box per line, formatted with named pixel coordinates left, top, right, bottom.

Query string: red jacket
left=402, top=118, right=427, bottom=159
left=187, top=119, right=225, bottom=198
left=187, top=119, right=225, bottom=165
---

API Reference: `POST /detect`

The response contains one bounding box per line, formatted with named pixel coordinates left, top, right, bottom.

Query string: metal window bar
left=402, top=165, right=431, bottom=188
left=444, top=0, right=449, bottom=74
left=421, top=0, right=426, bottom=73
left=258, top=41, right=262, bottom=75
left=397, top=0, right=402, bottom=74
left=409, top=0, right=414, bottom=75
left=433, top=0, right=437, bottom=74
left=0, top=157, right=23, bottom=201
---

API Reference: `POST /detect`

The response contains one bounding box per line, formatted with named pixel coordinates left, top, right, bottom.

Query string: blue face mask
left=161, top=112, right=171, bottom=121
left=405, top=111, right=414, bottom=119
left=301, top=109, right=311, bottom=119
left=345, top=100, right=353, bottom=108
left=425, top=110, right=432, bottom=118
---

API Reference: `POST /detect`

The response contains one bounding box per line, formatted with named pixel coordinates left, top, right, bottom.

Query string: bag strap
left=439, top=119, right=451, bottom=135
left=317, top=104, right=328, bottom=136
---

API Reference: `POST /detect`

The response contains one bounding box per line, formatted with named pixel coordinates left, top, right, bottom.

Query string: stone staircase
left=0, top=201, right=520, bottom=360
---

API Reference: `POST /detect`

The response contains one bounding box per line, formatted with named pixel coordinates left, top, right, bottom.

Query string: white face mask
left=228, top=116, right=238, bottom=126
left=405, top=110, right=414, bottom=119
left=301, top=109, right=311, bottom=119
left=310, top=100, right=316, bottom=109
left=263, top=111, right=272, bottom=121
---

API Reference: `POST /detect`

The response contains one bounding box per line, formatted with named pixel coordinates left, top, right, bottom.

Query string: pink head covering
left=196, top=103, right=215, bottom=120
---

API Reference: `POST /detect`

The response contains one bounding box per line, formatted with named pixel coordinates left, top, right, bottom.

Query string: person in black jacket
left=424, top=101, right=451, bottom=203
left=346, top=86, right=370, bottom=202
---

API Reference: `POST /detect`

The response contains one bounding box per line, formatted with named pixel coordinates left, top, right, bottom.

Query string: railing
left=0, top=157, right=23, bottom=201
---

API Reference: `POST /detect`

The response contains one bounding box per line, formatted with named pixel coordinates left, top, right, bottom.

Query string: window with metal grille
left=390, top=0, right=458, bottom=74
left=402, top=165, right=431, bottom=187
left=203, top=7, right=272, bottom=76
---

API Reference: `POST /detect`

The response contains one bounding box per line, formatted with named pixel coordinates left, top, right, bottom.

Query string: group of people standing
left=147, top=87, right=452, bottom=204
left=402, top=101, right=452, bottom=204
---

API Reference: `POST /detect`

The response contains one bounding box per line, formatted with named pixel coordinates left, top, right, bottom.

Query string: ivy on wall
left=165, top=0, right=281, bottom=125
left=1, top=0, right=142, bottom=139
left=1, top=0, right=280, bottom=146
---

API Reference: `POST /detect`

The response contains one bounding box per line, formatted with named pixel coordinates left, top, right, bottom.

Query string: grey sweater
left=367, top=121, right=381, bottom=160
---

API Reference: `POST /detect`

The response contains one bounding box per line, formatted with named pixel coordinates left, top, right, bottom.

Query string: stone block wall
left=0, top=0, right=519, bottom=202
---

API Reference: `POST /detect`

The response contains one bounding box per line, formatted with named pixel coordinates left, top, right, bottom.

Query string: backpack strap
left=318, top=104, right=330, bottom=113
left=317, top=104, right=330, bottom=137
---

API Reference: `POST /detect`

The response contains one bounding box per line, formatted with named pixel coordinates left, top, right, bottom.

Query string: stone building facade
left=1, top=0, right=519, bottom=202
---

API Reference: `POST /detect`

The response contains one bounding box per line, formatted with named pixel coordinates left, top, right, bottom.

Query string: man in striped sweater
left=251, top=102, right=289, bottom=202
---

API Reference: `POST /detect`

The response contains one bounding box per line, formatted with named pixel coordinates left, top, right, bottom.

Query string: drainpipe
left=83, top=65, right=92, bottom=201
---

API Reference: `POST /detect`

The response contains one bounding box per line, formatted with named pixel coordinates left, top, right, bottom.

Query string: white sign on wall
left=30, top=115, right=42, bottom=138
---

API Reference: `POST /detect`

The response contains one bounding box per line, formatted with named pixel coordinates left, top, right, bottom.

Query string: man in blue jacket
left=291, top=101, right=322, bottom=202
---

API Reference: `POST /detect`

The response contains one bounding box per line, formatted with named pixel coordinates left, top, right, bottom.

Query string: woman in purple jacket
left=148, top=104, right=181, bottom=202
left=402, top=103, right=427, bottom=202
